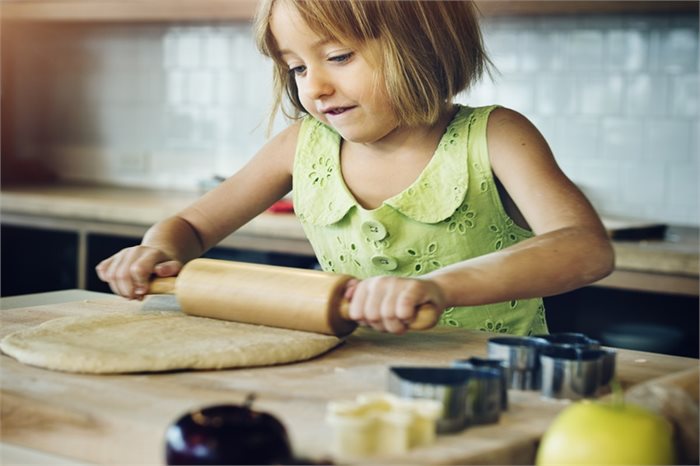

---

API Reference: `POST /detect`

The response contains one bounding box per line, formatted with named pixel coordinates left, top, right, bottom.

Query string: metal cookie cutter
left=534, top=332, right=600, bottom=349
left=487, top=336, right=549, bottom=390
left=450, top=361, right=503, bottom=425
left=452, top=356, right=508, bottom=411
left=540, top=346, right=615, bottom=400
left=388, top=367, right=475, bottom=433
left=599, top=347, right=617, bottom=387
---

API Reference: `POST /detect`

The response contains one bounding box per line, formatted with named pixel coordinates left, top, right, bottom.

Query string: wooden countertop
left=0, top=184, right=308, bottom=241
left=1, top=294, right=698, bottom=465
left=3, top=184, right=697, bottom=274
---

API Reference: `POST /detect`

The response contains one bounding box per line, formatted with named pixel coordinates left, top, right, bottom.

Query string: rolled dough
left=0, top=311, right=343, bottom=374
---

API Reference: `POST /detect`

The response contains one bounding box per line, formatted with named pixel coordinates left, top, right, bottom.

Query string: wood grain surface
left=1, top=298, right=697, bottom=465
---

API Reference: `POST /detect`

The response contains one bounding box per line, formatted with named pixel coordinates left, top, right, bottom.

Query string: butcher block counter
left=2, top=184, right=698, bottom=296
left=1, top=293, right=698, bottom=465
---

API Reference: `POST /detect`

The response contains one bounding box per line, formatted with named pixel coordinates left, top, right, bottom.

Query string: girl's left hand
left=343, top=276, right=446, bottom=335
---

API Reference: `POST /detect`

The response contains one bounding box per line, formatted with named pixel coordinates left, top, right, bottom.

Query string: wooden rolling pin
left=149, top=258, right=439, bottom=337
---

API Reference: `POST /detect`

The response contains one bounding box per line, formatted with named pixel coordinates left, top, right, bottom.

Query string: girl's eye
left=329, top=52, right=353, bottom=64
left=290, top=65, right=306, bottom=76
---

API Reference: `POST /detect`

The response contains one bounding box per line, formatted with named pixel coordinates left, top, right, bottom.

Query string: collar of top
left=294, top=105, right=477, bottom=226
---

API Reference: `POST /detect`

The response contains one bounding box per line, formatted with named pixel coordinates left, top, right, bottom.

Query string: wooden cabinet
left=475, top=1, right=697, bottom=16
left=545, top=286, right=699, bottom=358
left=0, top=219, right=317, bottom=297
left=1, top=225, right=79, bottom=296
left=0, top=0, right=259, bottom=22
left=1, top=0, right=696, bottom=22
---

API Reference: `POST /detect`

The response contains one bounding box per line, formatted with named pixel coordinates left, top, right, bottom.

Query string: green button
left=371, top=255, right=398, bottom=271
left=361, top=220, right=387, bottom=240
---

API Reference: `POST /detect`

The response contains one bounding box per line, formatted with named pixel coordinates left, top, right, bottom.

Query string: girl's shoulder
left=483, top=106, right=542, bottom=144
left=248, top=120, right=304, bottom=176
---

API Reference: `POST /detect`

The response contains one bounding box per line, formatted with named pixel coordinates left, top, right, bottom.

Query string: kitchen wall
left=4, top=12, right=699, bottom=225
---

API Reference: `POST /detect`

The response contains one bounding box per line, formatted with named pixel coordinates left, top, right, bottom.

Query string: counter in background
left=2, top=183, right=697, bottom=295
left=1, top=185, right=313, bottom=293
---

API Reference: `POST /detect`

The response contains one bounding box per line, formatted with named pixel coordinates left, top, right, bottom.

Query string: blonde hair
left=254, top=0, right=491, bottom=128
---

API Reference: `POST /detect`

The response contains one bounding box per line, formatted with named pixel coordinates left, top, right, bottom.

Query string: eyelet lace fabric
left=292, top=105, right=548, bottom=336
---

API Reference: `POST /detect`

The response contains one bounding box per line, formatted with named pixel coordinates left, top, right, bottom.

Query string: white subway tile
left=600, top=118, right=644, bottom=159
left=98, top=70, right=138, bottom=104
left=669, top=74, right=700, bottom=117
left=538, top=31, right=569, bottom=71
left=660, top=28, right=699, bottom=73
left=485, top=30, right=520, bottom=73
left=162, top=28, right=182, bottom=69
left=644, top=119, right=692, bottom=162
left=232, top=32, right=255, bottom=70
left=568, top=30, right=605, bottom=71
left=165, top=70, right=187, bottom=106
left=203, top=29, right=231, bottom=69
left=621, top=162, right=667, bottom=204
left=667, top=158, right=699, bottom=209
left=187, top=70, right=215, bottom=105
left=134, top=27, right=164, bottom=71
left=460, top=77, right=497, bottom=107
left=607, top=29, right=648, bottom=72
left=660, top=206, right=699, bottom=226
left=625, top=74, right=667, bottom=116
left=517, top=30, right=548, bottom=73
left=214, top=71, right=240, bottom=105
left=577, top=75, right=624, bottom=116
left=536, top=76, right=577, bottom=116
left=134, top=69, right=165, bottom=105
left=570, top=158, right=623, bottom=212
left=495, top=78, right=535, bottom=113
left=554, top=117, right=600, bottom=162
left=174, top=30, right=202, bottom=68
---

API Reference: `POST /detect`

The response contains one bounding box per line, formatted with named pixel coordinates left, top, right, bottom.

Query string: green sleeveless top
left=292, top=105, right=548, bottom=336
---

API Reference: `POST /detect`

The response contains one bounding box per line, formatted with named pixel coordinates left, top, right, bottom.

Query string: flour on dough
left=0, top=311, right=343, bottom=374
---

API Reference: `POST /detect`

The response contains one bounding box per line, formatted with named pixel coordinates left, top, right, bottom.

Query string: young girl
left=96, top=0, right=614, bottom=336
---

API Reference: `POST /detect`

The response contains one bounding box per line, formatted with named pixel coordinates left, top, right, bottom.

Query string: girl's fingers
left=154, top=260, right=182, bottom=277
left=341, top=277, right=445, bottom=334
left=343, top=279, right=359, bottom=301
left=94, top=246, right=179, bottom=300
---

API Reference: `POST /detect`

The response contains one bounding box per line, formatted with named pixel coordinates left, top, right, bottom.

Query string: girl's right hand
left=95, top=246, right=183, bottom=300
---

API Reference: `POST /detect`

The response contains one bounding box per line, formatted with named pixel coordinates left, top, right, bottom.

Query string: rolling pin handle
left=338, top=301, right=439, bottom=331
left=149, top=277, right=177, bottom=295
left=409, top=303, right=441, bottom=330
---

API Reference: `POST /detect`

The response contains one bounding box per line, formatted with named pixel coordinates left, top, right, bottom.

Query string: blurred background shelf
left=1, top=0, right=696, bottom=22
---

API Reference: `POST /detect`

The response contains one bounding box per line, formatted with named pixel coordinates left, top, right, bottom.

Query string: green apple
left=536, top=399, right=676, bottom=465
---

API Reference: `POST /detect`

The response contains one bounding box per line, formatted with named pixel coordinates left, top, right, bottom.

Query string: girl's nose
left=303, top=69, right=333, bottom=100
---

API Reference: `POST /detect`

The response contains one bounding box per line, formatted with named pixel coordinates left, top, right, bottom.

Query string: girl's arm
left=96, top=123, right=300, bottom=299
left=349, top=107, right=614, bottom=334
left=426, top=107, right=614, bottom=307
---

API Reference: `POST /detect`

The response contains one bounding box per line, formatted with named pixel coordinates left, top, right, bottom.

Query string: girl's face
left=270, top=0, right=399, bottom=145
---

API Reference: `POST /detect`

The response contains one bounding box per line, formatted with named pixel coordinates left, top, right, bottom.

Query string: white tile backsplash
left=4, top=13, right=699, bottom=226
left=625, top=74, right=666, bottom=115
left=607, top=29, right=648, bottom=72
left=670, top=74, right=700, bottom=116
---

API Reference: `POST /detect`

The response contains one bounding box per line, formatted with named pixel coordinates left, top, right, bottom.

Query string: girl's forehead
left=270, top=0, right=360, bottom=45
left=270, top=1, right=324, bottom=49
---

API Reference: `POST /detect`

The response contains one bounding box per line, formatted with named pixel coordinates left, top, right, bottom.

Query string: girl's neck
left=339, top=104, right=459, bottom=210
left=345, top=104, right=458, bottom=158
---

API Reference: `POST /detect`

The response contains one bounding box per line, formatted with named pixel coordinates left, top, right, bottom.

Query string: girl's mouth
left=323, top=106, right=355, bottom=116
